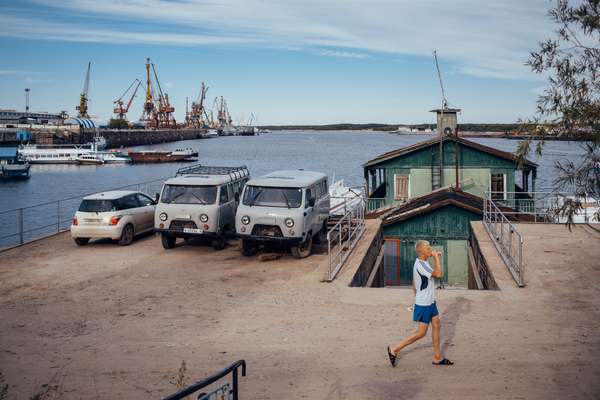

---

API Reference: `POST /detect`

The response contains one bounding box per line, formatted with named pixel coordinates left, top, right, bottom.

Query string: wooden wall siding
left=382, top=205, right=480, bottom=239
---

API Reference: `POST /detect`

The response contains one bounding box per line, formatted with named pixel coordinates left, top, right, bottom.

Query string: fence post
left=18, top=208, right=24, bottom=245
left=57, top=200, right=60, bottom=232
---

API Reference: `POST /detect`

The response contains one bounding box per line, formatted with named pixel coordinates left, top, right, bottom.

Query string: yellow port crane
left=113, top=79, right=142, bottom=120
left=140, top=58, right=157, bottom=127
left=76, top=62, right=91, bottom=118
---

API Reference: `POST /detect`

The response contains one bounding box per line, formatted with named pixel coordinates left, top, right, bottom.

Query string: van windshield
left=242, top=186, right=302, bottom=208
left=79, top=199, right=118, bottom=212
left=161, top=185, right=217, bottom=205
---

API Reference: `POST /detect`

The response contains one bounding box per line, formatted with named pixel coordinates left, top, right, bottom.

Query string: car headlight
left=241, top=215, right=250, bottom=225
left=285, top=218, right=294, bottom=228
left=159, top=212, right=168, bottom=221
left=200, top=214, right=209, bottom=222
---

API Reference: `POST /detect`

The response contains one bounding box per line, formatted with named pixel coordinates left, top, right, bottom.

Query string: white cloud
left=3, top=0, right=555, bottom=79
left=0, top=70, right=26, bottom=75
left=319, top=49, right=370, bottom=59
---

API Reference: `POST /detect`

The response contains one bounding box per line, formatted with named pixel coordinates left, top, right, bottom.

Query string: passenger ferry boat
left=18, top=136, right=106, bottom=164
left=76, top=154, right=104, bottom=165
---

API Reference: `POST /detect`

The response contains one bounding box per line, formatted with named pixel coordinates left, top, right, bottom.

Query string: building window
left=490, top=173, right=506, bottom=200
left=394, top=174, right=409, bottom=200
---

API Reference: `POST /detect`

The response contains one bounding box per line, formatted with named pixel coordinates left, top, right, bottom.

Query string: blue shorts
left=413, top=302, right=439, bottom=324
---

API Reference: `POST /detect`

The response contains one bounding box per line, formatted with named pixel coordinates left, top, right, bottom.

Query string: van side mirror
left=235, top=192, right=240, bottom=202
left=308, top=197, right=316, bottom=207
left=154, top=193, right=160, bottom=204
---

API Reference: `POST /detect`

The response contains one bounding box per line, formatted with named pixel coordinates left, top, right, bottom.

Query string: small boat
left=128, top=150, right=190, bottom=163
left=329, top=180, right=364, bottom=216
left=101, top=152, right=132, bottom=164
left=76, top=154, right=104, bottom=165
left=206, top=129, right=219, bottom=138
left=1, top=145, right=30, bottom=179
left=171, top=148, right=198, bottom=157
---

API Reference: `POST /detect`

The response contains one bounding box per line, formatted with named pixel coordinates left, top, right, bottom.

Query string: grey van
left=155, top=165, right=250, bottom=250
left=235, top=170, right=330, bottom=258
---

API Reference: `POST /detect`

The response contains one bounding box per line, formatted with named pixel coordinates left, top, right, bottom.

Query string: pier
left=0, top=221, right=598, bottom=398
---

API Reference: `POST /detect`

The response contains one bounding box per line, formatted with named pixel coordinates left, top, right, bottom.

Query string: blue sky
left=0, top=0, right=553, bottom=125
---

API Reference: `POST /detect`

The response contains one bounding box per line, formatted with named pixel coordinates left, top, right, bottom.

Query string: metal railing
left=162, top=360, right=246, bottom=400
left=0, top=177, right=168, bottom=250
left=483, top=193, right=524, bottom=287
left=326, top=196, right=366, bottom=281
left=366, top=198, right=386, bottom=213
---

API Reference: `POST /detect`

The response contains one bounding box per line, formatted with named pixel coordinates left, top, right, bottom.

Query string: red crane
left=113, top=79, right=142, bottom=120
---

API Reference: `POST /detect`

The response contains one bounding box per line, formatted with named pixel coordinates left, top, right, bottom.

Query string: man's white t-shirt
left=413, top=258, right=435, bottom=306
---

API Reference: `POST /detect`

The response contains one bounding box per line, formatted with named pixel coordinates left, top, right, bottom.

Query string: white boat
left=329, top=180, right=364, bottom=216
left=170, top=148, right=198, bottom=158
left=206, top=129, right=219, bottom=138
left=100, top=152, right=132, bottom=164
left=76, top=154, right=104, bottom=165
left=18, top=137, right=106, bottom=164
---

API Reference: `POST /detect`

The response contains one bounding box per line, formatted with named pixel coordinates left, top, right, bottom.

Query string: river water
left=0, top=130, right=586, bottom=246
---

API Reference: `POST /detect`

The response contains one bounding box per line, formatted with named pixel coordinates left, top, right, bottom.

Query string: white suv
left=71, top=190, right=156, bottom=246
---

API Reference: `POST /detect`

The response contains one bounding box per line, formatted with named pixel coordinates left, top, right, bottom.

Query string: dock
left=0, top=223, right=599, bottom=399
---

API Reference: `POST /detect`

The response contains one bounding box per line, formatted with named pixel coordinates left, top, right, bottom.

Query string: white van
left=155, top=165, right=250, bottom=250
left=235, top=170, right=330, bottom=258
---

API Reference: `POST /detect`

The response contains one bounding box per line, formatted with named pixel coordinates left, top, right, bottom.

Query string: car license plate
left=183, top=228, right=203, bottom=234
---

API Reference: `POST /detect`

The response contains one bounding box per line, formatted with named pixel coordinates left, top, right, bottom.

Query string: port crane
left=140, top=58, right=157, bottom=126
left=113, top=79, right=142, bottom=120
left=76, top=62, right=91, bottom=118
left=188, top=82, right=209, bottom=127
left=151, top=61, right=176, bottom=128
left=213, top=96, right=232, bottom=129
left=139, top=58, right=176, bottom=128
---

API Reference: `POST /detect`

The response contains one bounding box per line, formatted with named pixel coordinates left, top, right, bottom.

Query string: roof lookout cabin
left=431, top=107, right=461, bottom=137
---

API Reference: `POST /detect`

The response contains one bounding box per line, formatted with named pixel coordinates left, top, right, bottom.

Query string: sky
left=0, top=0, right=555, bottom=125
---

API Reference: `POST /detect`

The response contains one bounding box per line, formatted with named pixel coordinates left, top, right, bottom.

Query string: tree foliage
left=518, top=0, right=600, bottom=223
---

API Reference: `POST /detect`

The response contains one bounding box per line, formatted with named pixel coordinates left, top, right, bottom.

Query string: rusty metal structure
left=76, top=62, right=91, bottom=118
left=186, top=82, right=209, bottom=128
left=139, top=58, right=176, bottom=128
left=113, top=79, right=141, bottom=120
left=213, top=96, right=232, bottom=129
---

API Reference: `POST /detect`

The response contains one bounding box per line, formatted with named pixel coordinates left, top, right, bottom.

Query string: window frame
left=393, top=174, right=410, bottom=201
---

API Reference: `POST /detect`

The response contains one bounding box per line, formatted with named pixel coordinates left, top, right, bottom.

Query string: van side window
left=219, top=186, right=229, bottom=204
left=305, top=187, right=314, bottom=208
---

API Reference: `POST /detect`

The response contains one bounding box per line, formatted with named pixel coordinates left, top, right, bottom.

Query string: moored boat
left=0, top=145, right=30, bottom=179
left=101, top=152, right=132, bottom=164
left=128, top=150, right=190, bottom=163
left=76, top=154, right=104, bottom=165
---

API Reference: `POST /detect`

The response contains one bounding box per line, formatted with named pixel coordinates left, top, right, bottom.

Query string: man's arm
left=431, top=251, right=443, bottom=278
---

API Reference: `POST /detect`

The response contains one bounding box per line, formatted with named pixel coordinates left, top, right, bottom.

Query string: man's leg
left=431, top=315, right=442, bottom=362
left=390, top=322, right=428, bottom=356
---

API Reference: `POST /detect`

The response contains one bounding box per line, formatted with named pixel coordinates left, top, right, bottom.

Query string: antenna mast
left=433, top=50, right=448, bottom=109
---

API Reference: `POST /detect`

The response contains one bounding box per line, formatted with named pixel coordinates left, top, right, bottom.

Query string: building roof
left=379, top=187, right=534, bottom=225
left=363, top=136, right=538, bottom=169
left=83, top=190, right=139, bottom=200
left=430, top=108, right=461, bottom=113
left=248, top=170, right=327, bottom=188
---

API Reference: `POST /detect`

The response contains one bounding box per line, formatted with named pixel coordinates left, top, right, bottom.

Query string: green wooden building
left=363, top=126, right=537, bottom=287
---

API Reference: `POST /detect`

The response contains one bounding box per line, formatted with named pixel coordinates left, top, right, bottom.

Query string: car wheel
left=161, top=233, right=176, bottom=249
left=74, top=237, right=90, bottom=246
left=118, top=224, right=135, bottom=246
left=291, top=235, right=312, bottom=259
left=212, top=236, right=226, bottom=251
left=241, top=239, right=258, bottom=256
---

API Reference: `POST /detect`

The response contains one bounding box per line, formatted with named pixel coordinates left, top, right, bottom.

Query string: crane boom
left=76, top=61, right=91, bottom=118
left=433, top=50, right=448, bottom=109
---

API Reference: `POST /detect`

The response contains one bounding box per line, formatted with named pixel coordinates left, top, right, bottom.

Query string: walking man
left=387, top=240, right=453, bottom=366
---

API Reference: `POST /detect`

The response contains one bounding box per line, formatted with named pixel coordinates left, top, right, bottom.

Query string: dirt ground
left=0, top=223, right=599, bottom=399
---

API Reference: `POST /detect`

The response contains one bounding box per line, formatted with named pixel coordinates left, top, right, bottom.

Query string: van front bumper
left=236, top=233, right=303, bottom=245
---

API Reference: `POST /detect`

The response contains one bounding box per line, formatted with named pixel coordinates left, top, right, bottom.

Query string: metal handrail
left=162, top=360, right=246, bottom=400
left=326, top=196, right=366, bottom=281
left=483, top=193, right=524, bottom=287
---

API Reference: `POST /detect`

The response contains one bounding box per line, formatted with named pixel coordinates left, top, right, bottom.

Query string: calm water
left=0, top=130, right=587, bottom=211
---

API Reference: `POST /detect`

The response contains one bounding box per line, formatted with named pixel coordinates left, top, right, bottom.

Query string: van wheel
left=291, top=235, right=312, bottom=259
left=241, top=239, right=258, bottom=256
left=161, top=233, right=176, bottom=249
left=212, top=236, right=226, bottom=250
left=314, top=221, right=329, bottom=244
left=74, top=237, right=90, bottom=246
left=118, top=224, right=135, bottom=246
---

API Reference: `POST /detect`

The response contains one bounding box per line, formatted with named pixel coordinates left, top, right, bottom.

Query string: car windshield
left=78, top=199, right=118, bottom=212
left=161, top=185, right=217, bottom=205
left=242, top=186, right=302, bottom=208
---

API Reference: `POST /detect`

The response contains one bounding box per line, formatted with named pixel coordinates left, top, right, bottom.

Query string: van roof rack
left=175, top=164, right=250, bottom=181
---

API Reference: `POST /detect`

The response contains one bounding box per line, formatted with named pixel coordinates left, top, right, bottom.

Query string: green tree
left=518, top=0, right=600, bottom=223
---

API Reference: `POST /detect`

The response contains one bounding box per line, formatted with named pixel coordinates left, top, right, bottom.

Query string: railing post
left=232, top=367, right=239, bottom=400
left=18, top=208, right=24, bottom=245
left=57, top=200, right=60, bottom=232
left=519, top=236, right=524, bottom=286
